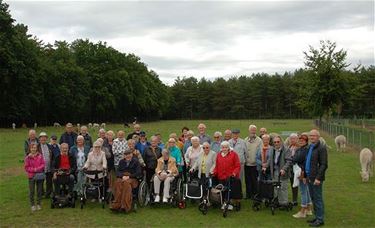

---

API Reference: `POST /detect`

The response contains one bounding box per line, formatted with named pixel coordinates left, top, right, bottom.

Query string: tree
left=303, top=40, right=350, bottom=120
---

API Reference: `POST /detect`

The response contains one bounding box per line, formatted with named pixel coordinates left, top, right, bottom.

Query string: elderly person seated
left=128, top=139, right=145, bottom=167
left=52, top=143, right=77, bottom=196
left=110, top=149, right=142, bottom=212
left=212, top=141, right=242, bottom=209
left=256, top=134, right=273, bottom=180
left=153, top=149, right=179, bottom=203
left=190, top=142, right=216, bottom=180
left=185, top=136, right=203, bottom=169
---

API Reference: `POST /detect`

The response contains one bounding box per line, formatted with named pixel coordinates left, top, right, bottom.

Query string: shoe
left=307, top=218, right=317, bottom=223
left=306, top=209, right=313, bottom=216
left=309, top=220, right=324, bottom=227
left=292, top=211, right=306, bottom=218
left=31, top=206, right=36, bottom=212
left=162, top=197, right=168, bottom=203
left=36, top=205, right=42, bottom=211
left=154, top=195, right=160, bottom=203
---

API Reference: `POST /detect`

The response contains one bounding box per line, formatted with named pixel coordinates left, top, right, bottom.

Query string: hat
left=51, top=135, right=57, bottom=140
left=66, top=123, right=73, bottom=127
left=139, top=131, right=146, bottom=136
left=39, top=132, right=48, bottom=138
left=232, top=129, right=240, bottom=134
left=124, top=149, right=132, bottom=155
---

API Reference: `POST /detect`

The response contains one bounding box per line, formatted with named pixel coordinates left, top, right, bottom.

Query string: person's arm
left=59, top=135, right=63, bottom=145
left=83, top=154, right=91, bottom=169
left=316, top=146, right=328, bottom=181
left=232, top=152, right=241, bottom=177
left=137, top=153, right=146, bottom=167
left=116, top=160, right=124, bottom=178
left=170, top=160, right=179, bottom=176
left=102, top=152, right=107, bottom=170
left=70, top=155, right=77, bottom=174
left=36, top=156, right=45, bottom=172
left=190, top=156, right=199, bottom=172
left=131, top=161, right=142, bottom=179
left=24, top=157, right=33, bottom=173
left=24, top=141, right=28, bottom=155
left=184, top=148, right=190, bottom=166
left=155, top=159, right=162, bottom=174
left=281, top=148, right=292, bottom=174
left=209, top=153, right=216, bottom=174
left=256, top=147, right=262, bottom=166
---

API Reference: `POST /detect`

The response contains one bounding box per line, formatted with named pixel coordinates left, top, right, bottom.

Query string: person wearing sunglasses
left=211, top=131, right=223, bottom=153
left=190, top=142, right=216, bottom=179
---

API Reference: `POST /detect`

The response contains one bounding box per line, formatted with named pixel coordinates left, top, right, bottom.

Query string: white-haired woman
left=288, top=133, right=299, bottom=206
left=185, top=136, right=203, bottom=169
left=211, top=131, right=222, bottom=153
left=256, top=134, right=272, bottom=180
left=190, top=142, right=216, bottom=178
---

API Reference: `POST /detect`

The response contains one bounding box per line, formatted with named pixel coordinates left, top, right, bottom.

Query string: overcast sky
left=8, top=0, right=375, bottom=85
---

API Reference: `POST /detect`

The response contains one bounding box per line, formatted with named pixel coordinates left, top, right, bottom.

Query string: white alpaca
left=88, top=123, right=93, bottom=128
left=359, top=148, right=373, bottom=182
left=77, top=123, right=81, bottom=129
left=93, top=123, right=100, bottom=129
left=53, top=122, right=61, bottom=127
left=100, top=123, right=106, bottom=129
left=12, top=123, right=16, bottom=130
left=335, top=135, right=346, bottom=152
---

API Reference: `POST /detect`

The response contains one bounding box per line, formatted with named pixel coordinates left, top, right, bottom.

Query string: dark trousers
left=146, top=168, right=155, bottom=187
left=43, top=172, right=53, bottom=197
left=308, top=181, right=325, bottom=222
left=244, top=165, right=258, bottom=198
left=290, top=172, right=298, bottom=203
left=54, top=174, right=75, bottom=195
left=29, top=178, right=43, bottom=206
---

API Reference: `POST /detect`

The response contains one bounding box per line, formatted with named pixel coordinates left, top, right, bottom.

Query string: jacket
left=84, top=151, right=107, bottom=171
left=38, top=143, right=53, bottom=173
left=135, top=141, right=151, bottom=156
left=155, top=157, right=179, bottom=177
left=24, top=153, right=45, bottom=178
left=293, top=144, right=309, bottom=172
left=213, top=150, right=241, bottom=180
left=304, top=141, right=328, bottom=181
left=53, top=153, right=77, bottom=174
left=143, top=146, right=162, bottom=169
left=69, top=145, right=90, bottom=159
left=191, top=150, right=216, bottom=178
left=244, top=136, right=263, bottom=166
left=256, top=146, right=273, bottom=172
left=80, top=133, right=93, bottom=148
left=169, top=146, right=183, bottom=172
left=59, top=132, right=78, bottom=148
left=116, top=157, right=142, bottom=179
left=228, top=138, right=248, bottom=164
left=267, top=145, right=292, bottom=180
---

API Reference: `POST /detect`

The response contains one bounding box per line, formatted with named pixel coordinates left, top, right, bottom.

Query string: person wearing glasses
left=190, top=142, right=216, bottom=179
left=211, top=131, right=223, bottom=153
left=263, top=135, right=292, bottom=207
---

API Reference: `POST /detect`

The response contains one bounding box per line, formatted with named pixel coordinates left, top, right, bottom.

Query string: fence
left=330, top=119, right=375, bottom=127
left=315, top=120, right=375, bottom=151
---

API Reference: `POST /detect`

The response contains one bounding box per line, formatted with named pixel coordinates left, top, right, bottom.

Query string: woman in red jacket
left=212, top=141, right=242, bottom=203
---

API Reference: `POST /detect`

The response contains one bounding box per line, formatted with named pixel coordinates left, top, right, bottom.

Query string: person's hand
left=280, top=169, right=285, bottom=176
left=302, top=178, right=307, bottom=184
left=122, top=175, right=129, bottom=181
left=313, top=179, right=321, bottom=186
left=53, top=172, right=57, bottom=180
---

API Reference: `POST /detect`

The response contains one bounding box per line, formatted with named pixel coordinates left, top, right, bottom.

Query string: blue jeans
left=300, top=181, right=312, bottom=207
left=308, top=181, right=324, bottom=222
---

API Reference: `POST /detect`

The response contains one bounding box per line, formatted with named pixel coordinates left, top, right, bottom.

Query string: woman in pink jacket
left=24, top=143, right=45, bottom=212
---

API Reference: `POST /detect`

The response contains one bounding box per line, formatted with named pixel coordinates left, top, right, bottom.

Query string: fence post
left=359, top=132, right=362, bottom=148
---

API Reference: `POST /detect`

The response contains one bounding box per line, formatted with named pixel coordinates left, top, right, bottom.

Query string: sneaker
left=154, top=195, right=160, bottom=203
left=162, top=197, right=168, bottom=203
left=31, top=206, right=36, bottom=212
left=36, top=205, right=42, bottom=211
left=306, top=210, right=313, bottom=216
left=293, top=211, right=306, bottom=218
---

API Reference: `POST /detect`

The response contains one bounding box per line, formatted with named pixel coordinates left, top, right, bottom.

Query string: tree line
left=0, top=1, right=374, bottom=127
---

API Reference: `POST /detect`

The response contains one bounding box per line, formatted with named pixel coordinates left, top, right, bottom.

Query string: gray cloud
left=8, top=1, right=374, bottom=84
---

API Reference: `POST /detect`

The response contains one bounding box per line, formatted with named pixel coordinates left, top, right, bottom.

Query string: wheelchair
left=80, top=169, right=107, bottom=209
left=51, top=169, right=75, bottom=209
left=142, top=173, right=184, bottom=208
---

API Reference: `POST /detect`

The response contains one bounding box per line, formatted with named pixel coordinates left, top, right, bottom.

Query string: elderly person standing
left=112, top=130, right=129, bottom=171
left=24, top=129, right=39, bottom=155
left=265, top=135, right=292, bottom=207
left=305, top=130, right=328, bottom=227
left=144, top=136, right=163, bottom=184
left=244, top=125, right=263, bottom=199
left=153, top=149, right=179, bottom=203
left=135, top=131, right=150, bottom=156
left=167, top=138, right=183, bottom=174
left=190, top=142, right=216, bottom=179
left=179, top=127, right=189, bottom=143
left=127, top=124, right=141, bottom=140
left=59, top=123, right=78, bottom=149
left=288, top=133, right=300, bottom=206
left=229, top=129, right=247, bottom=182
left=80, top=125, right=93, bottom=148
left=185, top=136, right=203, bottom=169
left=211, top=131, right=223, bottom=153
left=38, top=132, right=53, bottom=198
left=70, top=135, right=89, bottom=195
left=197, top=123, right=211, bottom=144
left=223, top=129, right=232, bottom=141
left=111, top=149, right=142, bottom=212
left=212, top=141, right=242, bottom=207
left=128, top=139, right=145, bottom=167
left=292, top=134, right=313, bottom=218
left=183, top=130, right=194, bottom=154
left=256, top=134, right=272, bottom=181
left=49, top=135, right=60, bottom=158
left=98, top=128, right=106, bottom=141
left=84, top=141, right=107, bottom=171
left=259, top=127, right=267, bottom=138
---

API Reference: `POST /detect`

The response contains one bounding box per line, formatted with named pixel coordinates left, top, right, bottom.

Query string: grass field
left=0, top=119, right=374, bottom=227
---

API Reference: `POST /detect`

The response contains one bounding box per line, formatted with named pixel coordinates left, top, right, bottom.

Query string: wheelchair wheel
left=176, top=178, right=184, bottom=202
left=138, top=181, right=149, bottom=207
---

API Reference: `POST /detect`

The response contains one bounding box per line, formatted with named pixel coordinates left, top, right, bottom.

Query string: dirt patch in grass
left=0, top=165, right=24, bottom=179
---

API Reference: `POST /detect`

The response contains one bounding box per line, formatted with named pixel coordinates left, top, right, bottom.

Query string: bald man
left=305, top=129, right=328, bottom=227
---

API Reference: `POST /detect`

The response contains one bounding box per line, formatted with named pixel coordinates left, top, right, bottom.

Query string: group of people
left=24, top=122, right=328, bottom=227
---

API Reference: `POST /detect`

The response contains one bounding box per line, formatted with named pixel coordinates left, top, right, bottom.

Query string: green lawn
left=0, top=119, right=374, bottom=227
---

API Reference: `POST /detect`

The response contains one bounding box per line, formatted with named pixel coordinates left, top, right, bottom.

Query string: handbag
left=33, top=172, right=46, bottom=181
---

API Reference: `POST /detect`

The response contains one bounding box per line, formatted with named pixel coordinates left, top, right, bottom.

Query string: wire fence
left=330, top=119, right=375, bottom=127
left=315, top=120, right=375, bottom=151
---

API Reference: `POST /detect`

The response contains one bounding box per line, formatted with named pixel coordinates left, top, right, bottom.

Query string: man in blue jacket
left=59, top=123, right=78, bottom=149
